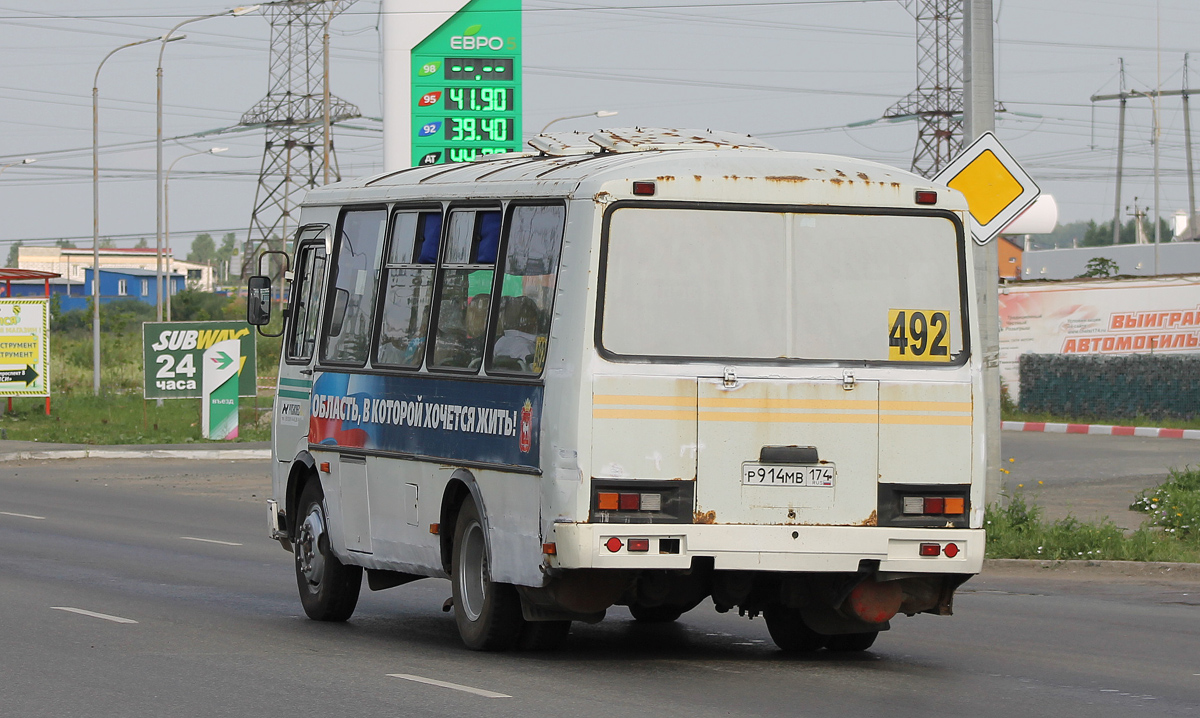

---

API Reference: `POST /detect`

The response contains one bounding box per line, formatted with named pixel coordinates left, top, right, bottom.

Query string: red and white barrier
left=1002, top=421, right=1200, bottom=440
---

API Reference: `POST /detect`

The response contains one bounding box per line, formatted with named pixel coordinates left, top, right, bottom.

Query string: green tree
left=134, top=236, right=148, bottom=249
left=6, top=240, right=22, bottom=267
left=188, top=232, right=216, bottom=264
left=99, top=237, right=116, bottom=249
left=55, top=238, right=77, bottom=249
left=1077, top=257, right=1120, bottom=278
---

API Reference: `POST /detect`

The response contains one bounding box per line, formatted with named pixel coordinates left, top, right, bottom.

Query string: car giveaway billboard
left=999, top=275, right=1200, bottom=400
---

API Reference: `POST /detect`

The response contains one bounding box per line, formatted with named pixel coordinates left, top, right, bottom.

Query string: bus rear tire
left=451, top=500, right=524, bottom=651
left=764, top=605, right=826, bottom=653
left=825, top=631, right=878, bottom=652
left=629, top=604, right=685, bottom=623
left=294, top=480, right=362, bottom=622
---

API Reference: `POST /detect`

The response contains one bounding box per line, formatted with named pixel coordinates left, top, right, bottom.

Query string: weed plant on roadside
left=986, top=490, right=1200, bottom=563
left=1130, top=466, right=1200, bottom=538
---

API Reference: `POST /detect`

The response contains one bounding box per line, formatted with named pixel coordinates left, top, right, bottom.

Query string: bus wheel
left=629, top=604, right=684, bottom=623
left=826, top=631, right=878, bottom=652
left=294, top=480, right=362, bottom=621
left=764, top=605, right=826, bottom=653
left=451, top=500, right=523, bottom=650
left=519, top=620, right=571, bottom=651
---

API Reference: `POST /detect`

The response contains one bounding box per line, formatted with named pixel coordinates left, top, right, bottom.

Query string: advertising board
left=999, top=275, right=1200, bottom=400
left=0, top=299, right=49, bottom=398
left=142, top=321, right=257, bottom=400
left=411, top=0, right=521, bottom=166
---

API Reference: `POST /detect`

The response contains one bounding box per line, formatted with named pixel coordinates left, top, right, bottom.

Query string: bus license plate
left=741, top=463, right=836, bottom=487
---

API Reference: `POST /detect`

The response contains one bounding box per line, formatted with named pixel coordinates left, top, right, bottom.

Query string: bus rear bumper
left=551, top=524, right=983, bottom=575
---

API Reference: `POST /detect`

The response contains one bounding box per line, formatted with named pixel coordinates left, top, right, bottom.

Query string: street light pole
left=94, top=35, right=176, bottom=396
left=323, top=2, right=337, bottom=185
left=539, top=110, right=618, bottom=134
left=165, top=148, right=228, bottom=321
left=156, top=5, right=261, bottom=323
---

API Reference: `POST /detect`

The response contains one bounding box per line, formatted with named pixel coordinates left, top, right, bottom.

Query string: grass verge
left=985, top=475, right=1200, bottom=563
left=0, top=391, right=272, bottom=444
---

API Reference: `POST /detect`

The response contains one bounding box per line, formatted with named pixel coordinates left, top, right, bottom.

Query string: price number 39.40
left=155, top=353, right=197, bottom=391
left=888, top=309, right=951, bottom=362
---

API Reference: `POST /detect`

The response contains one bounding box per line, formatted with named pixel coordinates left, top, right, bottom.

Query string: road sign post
left=202, top=338, right=240, bottom=440
left=934, top=128, right=1039, bottom=507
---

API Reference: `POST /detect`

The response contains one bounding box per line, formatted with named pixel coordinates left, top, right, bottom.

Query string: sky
left=1, top=0, right=1198, bottom=261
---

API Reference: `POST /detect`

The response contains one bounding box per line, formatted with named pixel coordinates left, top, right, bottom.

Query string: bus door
left=696, top=375, right=880, bottom=528
left=276, top=229, right=329, bottom=470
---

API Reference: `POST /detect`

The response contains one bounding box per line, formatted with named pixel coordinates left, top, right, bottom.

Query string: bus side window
left=322, top=208, right=386, bottom=365
left=375, top=211, right=441, bottom=368
left=488, top=204, right=566, bottom=375
left=286, top=241, right=327, bottom=362
left=430, top=208, right=499, bottom=371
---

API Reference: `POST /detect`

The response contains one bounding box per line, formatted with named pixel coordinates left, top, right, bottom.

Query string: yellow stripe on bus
left=880, top=400, right=972, bottom=412
left=698, top=397, right=877, bottom=410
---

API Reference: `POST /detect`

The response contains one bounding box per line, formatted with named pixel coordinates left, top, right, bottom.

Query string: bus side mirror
left=247, top=275, right=272, bottom=326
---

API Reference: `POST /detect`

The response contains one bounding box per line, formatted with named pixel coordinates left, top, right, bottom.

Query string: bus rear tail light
left=590, top=481, right=695, bottom=524
left=919, top=543, right=941, bottom=557
left=914, top=190, right=937, bottom=205
left=605, top=537, right=623, bottom=552
left=901, top=494, right=966, bottom=516
left=943, top=542, right=960, bottom=558
left=632, top=181, right=656, bottom=196
left=627, top=538, right=650, bottom=552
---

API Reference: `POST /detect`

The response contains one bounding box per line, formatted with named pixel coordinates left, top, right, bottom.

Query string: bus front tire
left=294, top=480, right=362, bottom=622
left=764, top=605, right=826, bottom=653
left=451, top=500, right=524, bottom=651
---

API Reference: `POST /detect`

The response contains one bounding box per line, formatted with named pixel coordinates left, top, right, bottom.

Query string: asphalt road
left=2, top=457, right=1198, bottom=717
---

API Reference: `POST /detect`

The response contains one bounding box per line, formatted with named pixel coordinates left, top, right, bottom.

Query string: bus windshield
left=600, top=207, right=965, bottom=363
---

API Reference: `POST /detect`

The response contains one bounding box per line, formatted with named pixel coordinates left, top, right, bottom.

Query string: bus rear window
left=600, top=207, right=965, bottom=363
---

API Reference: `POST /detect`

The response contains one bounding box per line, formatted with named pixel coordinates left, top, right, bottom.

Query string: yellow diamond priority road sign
left=933, top=131, right=1040, bottom=246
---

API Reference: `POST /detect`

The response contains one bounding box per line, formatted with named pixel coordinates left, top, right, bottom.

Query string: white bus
left=250, top=128, right=986, bottom=653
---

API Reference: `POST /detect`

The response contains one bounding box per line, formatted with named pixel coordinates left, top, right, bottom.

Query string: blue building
left=36, top=268, right=185, bottom=312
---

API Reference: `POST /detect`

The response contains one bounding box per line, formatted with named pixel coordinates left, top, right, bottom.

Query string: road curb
left=985, top=558, right=1200, bottom=572
left=1002, top=420, right=1200, bottom=440
left=0, top=448, right=270, bottom=462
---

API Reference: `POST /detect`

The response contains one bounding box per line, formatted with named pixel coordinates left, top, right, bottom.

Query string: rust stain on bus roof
left=694, top=509, right=717, bottom=524
left=658, top=175, right=675, bottom=181
left=765, top=175, right=810, bottom=183
left=694, top=175, right=703, bottom=181
left=857, top=172, right=870, bottom=181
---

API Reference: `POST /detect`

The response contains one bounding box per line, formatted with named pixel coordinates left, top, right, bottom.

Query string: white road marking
left=0, top=510, right=45, bottom=520
left=387, top=673, right=511, bottom=699
left=51, top=607, right=138, bottom=624
left=180, top=536, right=243, bottom=546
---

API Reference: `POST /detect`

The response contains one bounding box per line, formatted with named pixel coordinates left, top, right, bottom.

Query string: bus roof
left=302, top=128, right=968, bottom=212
